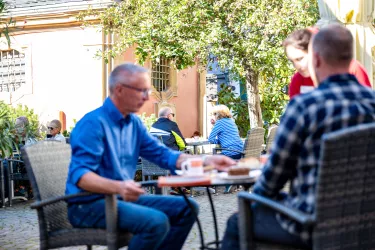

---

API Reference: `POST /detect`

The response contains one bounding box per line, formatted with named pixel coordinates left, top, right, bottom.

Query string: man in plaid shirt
left=221, top=24, right=375, bottom=250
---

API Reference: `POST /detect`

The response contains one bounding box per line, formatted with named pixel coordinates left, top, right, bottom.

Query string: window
left=0, top=49, right=26, bottom=92
left=151, top=58, right=170, bottom=92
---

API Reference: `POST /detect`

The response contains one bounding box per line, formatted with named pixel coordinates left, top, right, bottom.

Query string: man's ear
left=314, top=52, right=321, bottom=69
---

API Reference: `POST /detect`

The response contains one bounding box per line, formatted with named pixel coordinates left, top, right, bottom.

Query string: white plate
left=175, top=170, right=183, bottom=175
left=218, top=170, right=262, bottom=180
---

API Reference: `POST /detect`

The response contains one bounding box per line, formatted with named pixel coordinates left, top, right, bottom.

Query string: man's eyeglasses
left=169, top=113, right=175, bottom=117
left=48, top=127, right=56, bottom=130
left=120, top=84, right=152, bottom=97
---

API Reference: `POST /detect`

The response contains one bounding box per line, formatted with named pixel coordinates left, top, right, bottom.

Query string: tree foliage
left=78, top=0, right=319, bottom=127
left=0, top=0, right=14, bottom=47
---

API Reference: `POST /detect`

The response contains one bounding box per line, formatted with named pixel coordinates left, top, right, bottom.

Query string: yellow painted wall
left=0, top=27, right=104, bottom=130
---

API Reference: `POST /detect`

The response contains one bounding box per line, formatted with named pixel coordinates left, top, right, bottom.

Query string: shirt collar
left=103, top=97, right=132, bottom=124
left=318, top=73, right=358, bottom=90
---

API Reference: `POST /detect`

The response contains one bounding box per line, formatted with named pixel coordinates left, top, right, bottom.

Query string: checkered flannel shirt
left=253, top=73, right=375, bottom=242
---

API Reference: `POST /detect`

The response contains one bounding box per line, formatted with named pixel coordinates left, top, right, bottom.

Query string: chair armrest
left=238, top=192, right=315, bottom=226
left=213, top=148, right=245, bottom=155
left=30, top=192, right=93, bottom=209
left=31, top=192, right=121, bottom=250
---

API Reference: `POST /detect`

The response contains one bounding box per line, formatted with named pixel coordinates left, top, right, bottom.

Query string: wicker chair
left=21, top=141, right=132, bottom=250
left=213, top=127, right=265, bottom=160
left=238, top=123, right=375, bottom=250
left=265, top=125, right=278, bottom=154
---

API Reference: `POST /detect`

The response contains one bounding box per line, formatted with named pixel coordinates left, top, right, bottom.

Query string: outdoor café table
left=140, top=173, right=259, bottom=250
left=186, top=139, right=211, bottom=154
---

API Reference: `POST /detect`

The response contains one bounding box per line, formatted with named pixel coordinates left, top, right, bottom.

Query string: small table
left=186, top=140, right=212, bottom=154
left=141, top=174, right=257, bottom=250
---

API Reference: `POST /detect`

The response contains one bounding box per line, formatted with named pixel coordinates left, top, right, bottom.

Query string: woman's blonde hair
left=212, top=105, right=232, bottom=120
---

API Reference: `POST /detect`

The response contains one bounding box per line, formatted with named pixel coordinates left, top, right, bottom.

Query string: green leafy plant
left=0, top=0, right=14, bottom=47
left=62, top=119, right=77, bottom=137
left=217, top=83, right=250, bottom=137
left=0, top=102, right=17, bottom=158
left=0, top=101, right=43, bottom=157
left=138, top=112, right=157, bottom=130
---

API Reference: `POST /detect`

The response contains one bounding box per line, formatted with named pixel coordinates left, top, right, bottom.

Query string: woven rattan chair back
left=313, top=124, right=375, bottom=249
left=141, top=135, right=169, bottom=180
left=21, top=141, right=73, bottom=249
left=265, top=125, right=278, bottom=154
left=243, top=127, right=265, bottom=159
left=22, top=141, right=132, bottom=250
left=23, top=141, right=72, bottom=231
left=141, top=158, right=169, bottom=178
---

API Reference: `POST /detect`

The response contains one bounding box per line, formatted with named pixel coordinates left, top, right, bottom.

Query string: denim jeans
left=221, top=204, right=311, bottom=250
left=68, top=195, right=199, bottom=250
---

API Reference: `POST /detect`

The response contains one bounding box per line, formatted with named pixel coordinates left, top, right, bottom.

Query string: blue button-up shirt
left=253, top=74, right=375, bottom=242
left=208, top=118, right=243, bottom=156
left=65, top=98, right=181, bottom=203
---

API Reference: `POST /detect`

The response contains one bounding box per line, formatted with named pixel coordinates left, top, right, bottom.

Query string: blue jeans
left=221, top=204, right=311, bottom=250
left=68, top=195, right=198, bottom=250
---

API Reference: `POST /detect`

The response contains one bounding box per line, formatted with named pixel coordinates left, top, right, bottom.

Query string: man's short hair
left=158, top=107, right=172, bottom=117
left=312, top=24, right=353, bottom=67
left=50, top=119, right=62, bottom=130
left=15, top=116, right=29, bottom=127
left=282, top=28, right=314, bottom=52
left=108, top=63, right=148, bottom=94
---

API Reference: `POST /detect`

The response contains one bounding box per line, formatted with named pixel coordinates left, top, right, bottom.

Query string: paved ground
left=0, top=187, right=240, bottom=250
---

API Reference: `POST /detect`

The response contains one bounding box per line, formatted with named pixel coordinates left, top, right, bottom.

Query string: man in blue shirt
left=220, top=24, right=375, bottom=249
left=65, top=63, right=235, bottom=250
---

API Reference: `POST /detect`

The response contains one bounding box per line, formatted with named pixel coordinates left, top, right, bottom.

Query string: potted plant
left=0, top=102, right=43, bottom=158
left=0, top=102, right=18, bottom=158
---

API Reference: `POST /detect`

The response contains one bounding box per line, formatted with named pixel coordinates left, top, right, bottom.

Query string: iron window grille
left=151, top=58, right=170, bottom=92
left=0, top=49, right=26, bottom=92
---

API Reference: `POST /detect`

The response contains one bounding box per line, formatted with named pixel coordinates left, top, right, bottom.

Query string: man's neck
left=110, top=96, right=130, bottom=117
left=317, top=67, right=350, bottom=85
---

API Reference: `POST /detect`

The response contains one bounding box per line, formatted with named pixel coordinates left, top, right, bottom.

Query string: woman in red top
left=282, top=28, right=372, bottom=99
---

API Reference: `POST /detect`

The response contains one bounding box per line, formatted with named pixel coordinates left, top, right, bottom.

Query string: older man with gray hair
left=65, top=63, right=235, bottom=250
left=221, top=24, right=375, bottom=249
left=150, top=106, right=186, bottom=151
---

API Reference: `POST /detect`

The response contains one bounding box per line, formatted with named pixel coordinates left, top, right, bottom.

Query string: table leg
left=177, top=187, right=205, bottom=249
left=206, top=186, right=220, bottom=249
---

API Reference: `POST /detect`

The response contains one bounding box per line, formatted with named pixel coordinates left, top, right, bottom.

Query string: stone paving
left=0, top=187, right=240, bottom=250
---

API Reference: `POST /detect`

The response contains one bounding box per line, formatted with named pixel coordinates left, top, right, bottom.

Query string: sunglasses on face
left=169, top=113, right=175, bottom=117
left=48, top=127, right=56, bottom=130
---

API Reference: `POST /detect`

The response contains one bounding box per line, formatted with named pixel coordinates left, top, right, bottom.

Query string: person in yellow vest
left=150, top=107, right=189, bottom=195
left=150, top=107, right=186, bottom=151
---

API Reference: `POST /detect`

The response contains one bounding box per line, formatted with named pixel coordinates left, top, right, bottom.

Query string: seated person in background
left=283, top=27, right=371, bottom=100
left=208, top=105, right=243, bottom=160
left=65, top=63, right=235, bottom=250
left=221, top=24, right=375, bottom=250
left=209, top=105, right=243, bottom=194
left=12, top=116, right=37, bottom=198
left=47, top=119, right=66, bottom=143
left=150, top=107, right=186, bottom=151
left=150, top=107, right=190, bottom=195
left=15, top=116, right=37, bottom=146
left=191, top=130, right=201, bottom=138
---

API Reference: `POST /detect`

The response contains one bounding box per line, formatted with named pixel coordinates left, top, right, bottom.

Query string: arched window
left=151, top=57, right=170, bottom=92
left=0, top=49, right=26, bottom=92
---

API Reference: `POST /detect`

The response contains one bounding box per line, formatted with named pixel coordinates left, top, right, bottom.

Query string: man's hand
left=117, top=180, right=145, bottom=202
left=204, top=155, right=236, bottom=171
